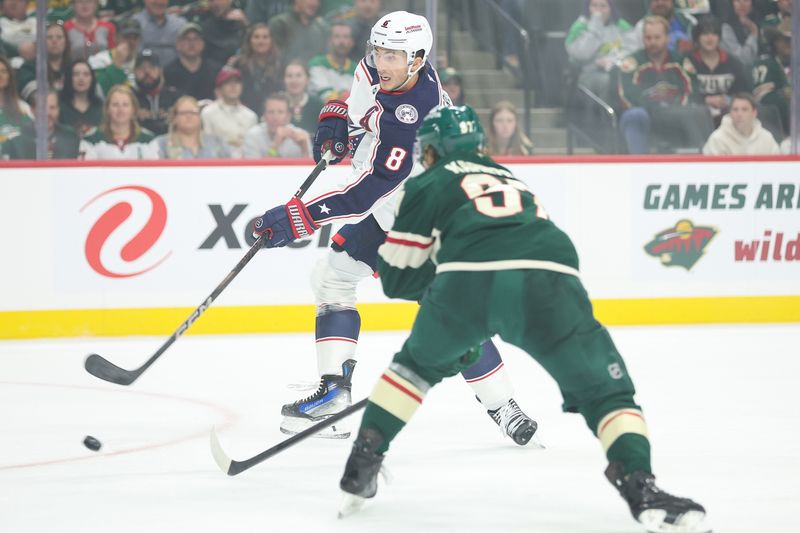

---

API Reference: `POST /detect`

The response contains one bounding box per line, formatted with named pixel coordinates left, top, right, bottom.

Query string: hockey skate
left=605, top=462, right=711, bottom=533
left=280, top=360, right=356, bottom=439
left=487, top=398, right=543, bottom=447
left=338, top=428, right=387, bottom=518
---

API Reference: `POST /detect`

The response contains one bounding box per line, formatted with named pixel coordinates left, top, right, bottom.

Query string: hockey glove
left=253, top=197, right=319, bottom=248
left=313, top=99, right=349, bottom=165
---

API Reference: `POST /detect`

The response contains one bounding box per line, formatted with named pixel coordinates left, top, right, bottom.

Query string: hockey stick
left=211, top=398, right=368, bottom=476
left=84, top=152, right=334, bottom=386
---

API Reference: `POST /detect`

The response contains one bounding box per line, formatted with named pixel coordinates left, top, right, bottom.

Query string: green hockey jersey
left=377, top=151, right=580, bottom=301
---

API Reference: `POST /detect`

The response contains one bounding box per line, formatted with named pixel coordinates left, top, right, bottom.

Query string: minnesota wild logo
left=644, top=220, right=716, bottom=270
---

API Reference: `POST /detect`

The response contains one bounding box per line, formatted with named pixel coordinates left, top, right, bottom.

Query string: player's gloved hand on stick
left=252, top=197, right=318, bottom=248
left=313, top=99, right=349, bottom=165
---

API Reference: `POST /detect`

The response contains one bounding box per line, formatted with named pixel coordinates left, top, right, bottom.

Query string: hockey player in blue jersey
left=252, top=11, right=538, bottom=444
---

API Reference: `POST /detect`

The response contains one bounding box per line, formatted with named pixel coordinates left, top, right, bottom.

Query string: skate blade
left=337, top=492, right=366, bottom=519
left=527, top=433, right=546, bottom=450
left=640, top=509, right=711, bottom=533
left=280, top=416, right=351, bottom=439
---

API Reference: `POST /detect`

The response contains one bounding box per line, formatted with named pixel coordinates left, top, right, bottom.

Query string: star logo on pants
left=318, top=203, right=331, bottom=215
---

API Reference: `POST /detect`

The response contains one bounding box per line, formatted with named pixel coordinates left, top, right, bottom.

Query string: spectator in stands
left=334, top=0, right=382, bottom=61
left=269, top=0, right=329, bottom=63
left=441, top=67, right=465, bottom=106
left=0, top=55, right=32, bottom=157
left=80, top=84, right=158, bottom=159
left=91, top=18, right=142, bottom=96
left=235, top=22, right=283, bottom=115
left=284, top=59, right=323, bottom=135
left=65, top=0, right=116, bottom=60
left=308, top=21, right=355, bottom=101
left=566, top=0, right=635, bottom=99
left=0, top=0, right=36, bottom=61
left=753, top=18, right=791, bottom=135
left=196, top=0, right=248, bottom=65
left=629, top=0, right=695, bottom=53
left=131, top=48, right=181, bottom=135
left=4, top=89, right=80, bottom=159
left=702, top=92, right=780, bottom=154
left=618, top=16, right=710, bottom=154
left=58, top=59, right=102, bottom=138
left=720, top=0, right=760, bottom=68
left=133, top=0, right=187, bottom=66
left=484, top=100, right=534, bottom=156
left=152, top=95, right=230, bottom=158
left=164, top=22, right=221, bottom=101
left=201, top=65, right=257, bottom=158
left=762, top=0, right=791, bottom=29
left=15, top=21, right=70, bottom=97
left=245, top=0, right=292, bottom=25
left=243, top=91, right=311, bottom=158
left=685, top=15, right=750, bottom=125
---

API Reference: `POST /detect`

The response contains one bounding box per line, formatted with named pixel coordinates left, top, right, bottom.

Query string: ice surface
left=1, top=324, right=798, bottom=532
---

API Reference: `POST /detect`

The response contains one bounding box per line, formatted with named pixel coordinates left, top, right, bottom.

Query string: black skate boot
left=487, top=398, right=540, bottom=446
left=338, top=428, right=386, bottom=518
left=280, top=359, right=356, bottom=438
left=605, top=462, right=710, bottom=533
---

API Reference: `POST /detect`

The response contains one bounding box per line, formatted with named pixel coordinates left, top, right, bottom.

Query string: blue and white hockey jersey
left=305, top=59, right=449, bottom=230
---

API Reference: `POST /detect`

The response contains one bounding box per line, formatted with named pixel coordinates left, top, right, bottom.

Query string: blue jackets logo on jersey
left=395, top=104, right=419, bottom=124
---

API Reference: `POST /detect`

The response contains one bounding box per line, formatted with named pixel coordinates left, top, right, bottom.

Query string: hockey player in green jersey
left=338, top=105, right=709, bottom=533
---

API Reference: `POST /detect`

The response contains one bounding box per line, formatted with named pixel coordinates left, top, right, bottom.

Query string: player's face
left=730, top=98, right=756, bottom=132
left=108, top=92, right=134, bottom=125
left=777, top=0, right=791, bottom=15
left=250, top=27, right=273, bottom=55
left=492, top=109, right=516, bottom=142
left=46, top=25, right=66, bottom=57
left=264, top=99, right=290, bottom=129
left=174, top=100, right=201, bottom=133
left=643, top=23, right=668, bottom=57
left=72, top=63, right=93, bottom=93
left=589, top=0, right=611, bottom=22
left=284, top=64, right=308, bottom=95
left=732, top=0, right=752, bottom=18
left=374, top=46, right=410, bottom=90
left=697, top=31, right=719, bottom=52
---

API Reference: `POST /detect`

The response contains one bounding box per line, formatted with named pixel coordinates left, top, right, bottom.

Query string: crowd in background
left=0, top=0, right=794, bottom=159
left=564, top=0, right=792, bottom=154
left=0, top=0, right=381, bottom=160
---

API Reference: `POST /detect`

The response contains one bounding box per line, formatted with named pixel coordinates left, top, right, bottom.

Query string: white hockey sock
left=465, top=362, right=514, bottom=411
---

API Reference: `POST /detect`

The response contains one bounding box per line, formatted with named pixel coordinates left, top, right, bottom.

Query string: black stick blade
left=84, top=353, right=139, bottom=386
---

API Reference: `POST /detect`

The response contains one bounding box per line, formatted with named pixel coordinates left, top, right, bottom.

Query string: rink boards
left=2, top=156, right=799, bottom=338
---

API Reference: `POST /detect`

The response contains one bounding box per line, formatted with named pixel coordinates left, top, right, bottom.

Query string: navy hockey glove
left=313, top=99, right=349, bottom=165
left=253, top=197, right=319, bottom=248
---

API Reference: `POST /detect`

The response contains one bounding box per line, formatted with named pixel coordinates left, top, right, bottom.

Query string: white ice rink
left=1, top=324, right=798, bottom=532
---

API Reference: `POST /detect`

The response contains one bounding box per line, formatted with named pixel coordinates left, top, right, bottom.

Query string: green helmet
left=416, top=105, right=484, bottom=162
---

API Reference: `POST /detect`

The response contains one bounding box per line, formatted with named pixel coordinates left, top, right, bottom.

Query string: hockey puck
left=83, top=435, right=102, bottom=452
